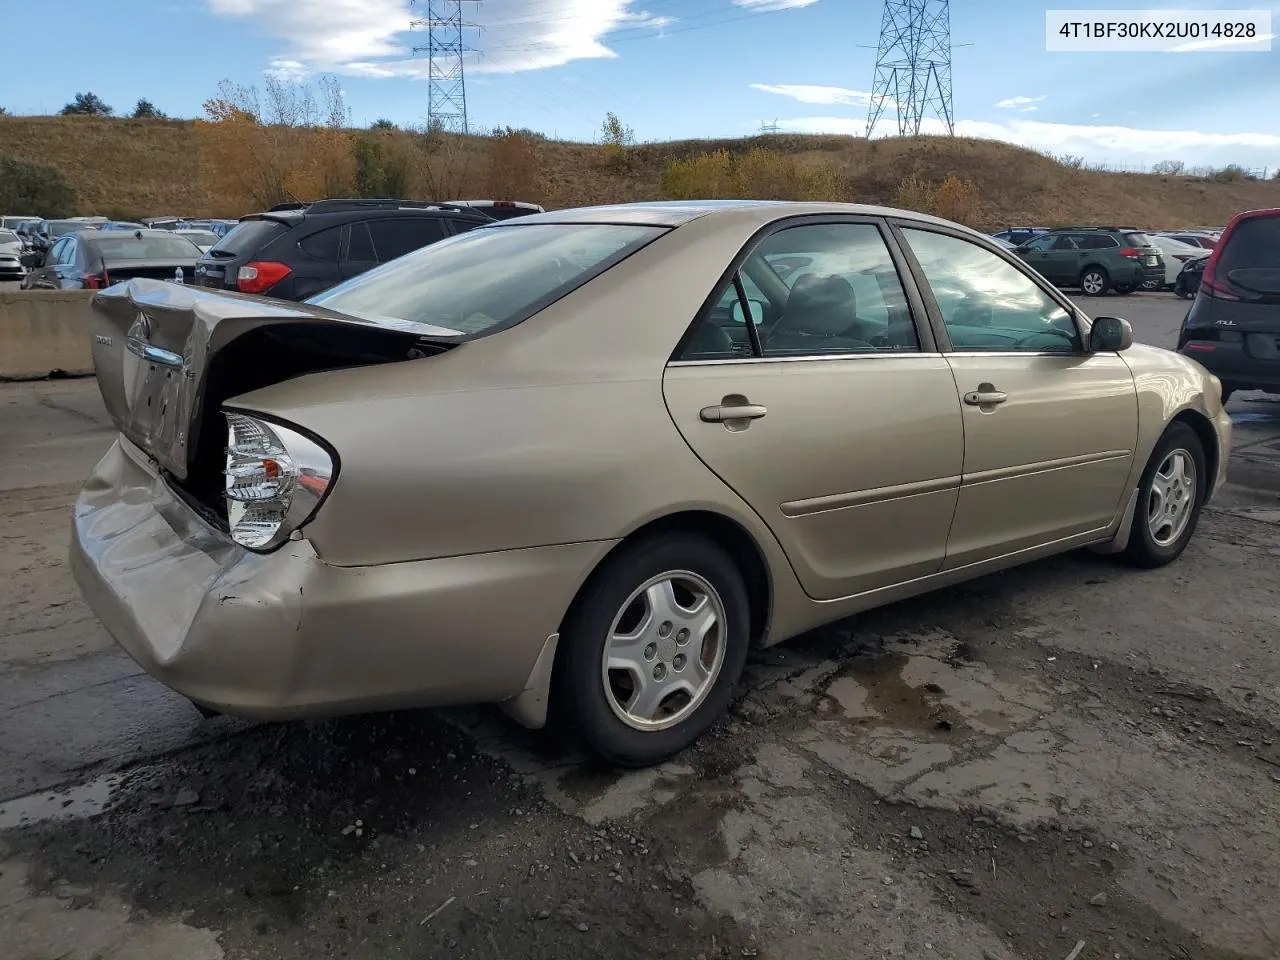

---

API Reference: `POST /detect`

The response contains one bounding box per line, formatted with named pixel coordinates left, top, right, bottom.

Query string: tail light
left=236, top=261, right=292, bottom=294
left=82, top=269, right=110, bottom=289
left=223, top=413, right=335, bottom=551
left=1118, top=248, right=1142, bottom=259
left=1198, top=238, right=1235, bottom=300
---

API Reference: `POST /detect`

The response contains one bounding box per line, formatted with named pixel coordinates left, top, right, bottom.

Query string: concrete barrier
left=0, top=290, right=96, bottom=380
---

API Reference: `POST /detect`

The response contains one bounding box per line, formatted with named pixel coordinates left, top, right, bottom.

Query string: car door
left=1015, top=233, right=1057, bottom=280
left=663, top=218, right=965, bottom=601
left=367, top=216, right=449, bottom=265
left=293, top=224, right=343, bottom=299
left=896, top=225, right=1138, bottom=568
left=28, top=238, right=66, bottom=288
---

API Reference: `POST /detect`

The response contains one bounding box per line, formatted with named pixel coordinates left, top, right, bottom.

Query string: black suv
left=1177, top=207, right=1280, bottom=401
left=1014, top=226, right=1164, bottom=296
left=195, top=199, right=495, bottom=300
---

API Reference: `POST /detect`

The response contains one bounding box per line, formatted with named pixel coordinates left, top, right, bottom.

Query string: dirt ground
left=2, top=293, right=1279, bottom=960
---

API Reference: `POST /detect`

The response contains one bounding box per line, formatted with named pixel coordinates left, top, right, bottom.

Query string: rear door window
left=367, top=217, right=448, bottom=262
left=346, top=221, right=376, bottom=262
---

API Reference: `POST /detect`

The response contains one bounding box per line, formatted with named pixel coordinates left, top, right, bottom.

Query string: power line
left=411, top=0, right=482, bottom=133
left=867, top=0, right=955, bottom=138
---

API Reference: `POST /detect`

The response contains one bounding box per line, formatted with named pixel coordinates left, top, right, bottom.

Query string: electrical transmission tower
left=411, top=0, right=481, bottom=134
left=866, top=0, right=954, bottom=138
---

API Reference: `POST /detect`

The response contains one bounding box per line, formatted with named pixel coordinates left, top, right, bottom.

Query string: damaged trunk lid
left=90, top=278, right=459, bottom=485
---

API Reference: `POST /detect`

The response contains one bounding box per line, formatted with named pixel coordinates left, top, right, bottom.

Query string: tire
left=1175, top=284, right=1191, bottom=300
left=551, top=533, right=751, bottom=767
left=1113, top=284, right=1136, bottom=295
left=1139, top=279, right=1162, bottom=292
left=1120, top=422, right=1207, bottom=569
left=1080, top=266, right=1110, bottom=296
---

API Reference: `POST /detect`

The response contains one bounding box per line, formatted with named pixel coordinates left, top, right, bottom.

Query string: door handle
left=963, top=390, right=1008, bottom=406
left=700, top=399, right=768, bottom=423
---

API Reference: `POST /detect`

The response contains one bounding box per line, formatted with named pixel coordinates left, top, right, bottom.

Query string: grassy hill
left=2, top=114, right=1277, bottom=230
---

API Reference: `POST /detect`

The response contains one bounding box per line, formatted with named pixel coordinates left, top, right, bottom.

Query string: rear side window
left=209, top=219, right=288, bottom=256
left=1218, top=216, right=1280, bottom=271
left=1082, top=235, right=1118, bottom=249
left=309, top=223, right=665, bottom=337
left=299, top=225, right=341, bottom=261
left=367, top=217, right=448, bottom=262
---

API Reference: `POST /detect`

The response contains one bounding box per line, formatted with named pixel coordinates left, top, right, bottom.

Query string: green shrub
left=0, top=156, right=79, bottom=217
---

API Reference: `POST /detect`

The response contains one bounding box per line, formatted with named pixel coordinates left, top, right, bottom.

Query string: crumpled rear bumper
left=70, top=437, right=610, bottom=720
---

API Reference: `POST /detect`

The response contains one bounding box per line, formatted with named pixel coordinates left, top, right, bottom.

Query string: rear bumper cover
left=71, top=438, right=611, bottom=721
left=1180, top=341, right=1280, bottom=392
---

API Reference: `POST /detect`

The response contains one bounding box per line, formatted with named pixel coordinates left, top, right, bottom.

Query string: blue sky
left=4, top=0, right=1279, bottom=169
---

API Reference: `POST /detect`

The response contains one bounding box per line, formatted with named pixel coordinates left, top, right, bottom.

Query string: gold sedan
left=71, top=201, right=1231, bottom=766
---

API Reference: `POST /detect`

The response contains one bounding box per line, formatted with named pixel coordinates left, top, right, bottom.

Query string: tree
left=60, top=92, right=112, bottom=116
left=0, top=156, right=79, bottom=217
left=487, top=127, right=540, bottom=201
left=371, top=118, right=397, bottom=131
left=194, top=75, right=354, bottom=210
left=1152, top=159, right=1185, bottom=176
left=131, top=98, right=167, bottom=120
left=0, top=106, right=9, bottom=117
left=353, top=129, right=413, bottom=199
left=598, top=111, right=634, bottom=173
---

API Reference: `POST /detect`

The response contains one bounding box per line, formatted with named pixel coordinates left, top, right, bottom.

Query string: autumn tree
left=487, top=127, right=540, bottom=201
left=194, top=75, right=354, bottom=211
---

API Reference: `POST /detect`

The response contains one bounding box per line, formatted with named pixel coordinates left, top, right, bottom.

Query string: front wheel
left=552, top=533, right=751, bottom=767
left=1080, top=267, right=1110, bottom=296
left=1121, top=422, right=1206, bottom=569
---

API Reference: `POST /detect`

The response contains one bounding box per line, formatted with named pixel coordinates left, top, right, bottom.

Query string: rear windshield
left=1218, top=215, right=1280, bottom=271
left=88, top=234, right=201, bottom=260
left=208, top=218, right=289, bottom=256
left=309, top=223, right=666, bottom=337
left=1123, top=232, right=1153, bottom=247
left=176, top=230, right=219, bottom=245
left=49, top=221, right=91, bottom=237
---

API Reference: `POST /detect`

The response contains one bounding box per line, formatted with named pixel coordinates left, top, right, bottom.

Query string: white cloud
left=207, top=0, right=672, bottom=78
left=733, top=0, right=821, bottom=9
left=777, top=114, right=1280, bottom=168
left=750, top=83, right=876, bottom=107
left=994, top=95, right=1045, bottom=109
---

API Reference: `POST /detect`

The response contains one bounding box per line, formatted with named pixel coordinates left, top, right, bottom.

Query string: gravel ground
left=2, top=292, right=1279, bottom=960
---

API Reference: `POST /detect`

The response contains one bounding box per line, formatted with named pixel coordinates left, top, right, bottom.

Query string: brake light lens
left=1118, top=247, right=1142, bottom=259
left=223, top=413, right=334, bottom=550
left=236, top=261, right=292, bottom=294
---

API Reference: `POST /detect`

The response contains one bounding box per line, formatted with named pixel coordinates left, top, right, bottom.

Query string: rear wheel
left=552, top=533, right=750, bottom=767
left=1080, top=267, right=1110, bottom=296
left=1113, top=283, right=1136, bottom=295
left=1139, top=278, right=1162, bottom=292
left=1121, top=422, right=1206, bottom=569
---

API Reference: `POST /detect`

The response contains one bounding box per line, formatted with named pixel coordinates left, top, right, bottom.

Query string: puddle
left=0, top=773, right=125, bottom=830
left=818, top=652, right=960, bottom=734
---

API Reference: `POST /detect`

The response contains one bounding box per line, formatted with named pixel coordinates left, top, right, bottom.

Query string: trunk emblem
left=1215, top=320, right=1238, bottom=326
left=95, top=335, right=112, bottom=346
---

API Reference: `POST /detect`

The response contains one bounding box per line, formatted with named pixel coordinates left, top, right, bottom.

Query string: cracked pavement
left=2, top=294, right=1279, bottom=960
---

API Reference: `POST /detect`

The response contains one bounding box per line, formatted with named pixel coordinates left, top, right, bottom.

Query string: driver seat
left=766, top=273, right=859, bottom=351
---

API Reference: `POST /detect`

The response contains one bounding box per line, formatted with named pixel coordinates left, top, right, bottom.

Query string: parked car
left=991, top=226, right=1050, bottom=246
left=1015, top=226, right=1165, bottom=296
left=72, top=200, right=1231, bottom=767
left=98, top=220, right=148, bottom=232
left=194, top=198, right=494, bottom=300
left=0, top=228, right=24, bottom=279
left=32, top=218, right=101, bottom=254
left=208, top=219, right=239, bottom=238
left=142, top=217, right=186, bottom=231
left=1177, top=206, right=1280, bottom=401
left=1157, top=231, right=1218, bottom=250
left=173, top=228, right=220, bottom=254
left=1, top=215, right=40, bottom=231
left=21, top=228, right=201, bottom=290
left=1174, top=255, right=1207, bottom=299
left=991, top=236, right=1018, bottom=252
left=1147, top=235, right=1210, bottom=290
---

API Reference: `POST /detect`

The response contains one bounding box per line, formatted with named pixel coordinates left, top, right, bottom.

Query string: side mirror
left=1089, top=316, right=1133, bottom=352
left=730, top=298, right=765, bottom=325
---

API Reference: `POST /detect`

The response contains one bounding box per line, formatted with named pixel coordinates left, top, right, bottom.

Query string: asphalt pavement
left=2, top=291, right=1279, bottom=960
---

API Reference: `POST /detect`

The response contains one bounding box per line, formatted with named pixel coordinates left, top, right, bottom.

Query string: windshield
left=50, top=221, right=93, bottom=237
left=176, top=230, right=219, bottom=245
left=88, top=234, right=201, bottom=260
left=309, top=223, right=666, bottom=337
left=0, top=230, right=17, bottom=244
